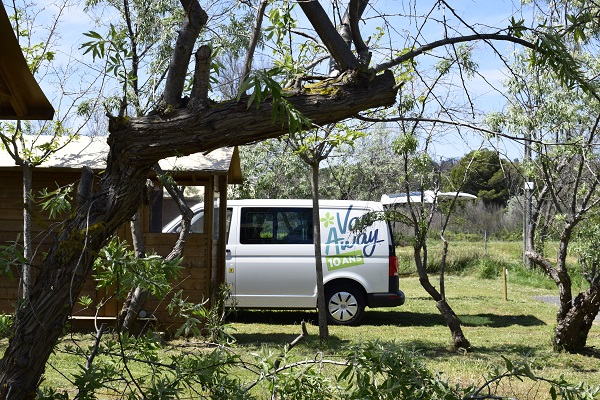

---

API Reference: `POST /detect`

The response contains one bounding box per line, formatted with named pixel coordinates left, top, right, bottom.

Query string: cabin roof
left=0, top=4, right=54, bottom=120
left=0, top=135, right=243, bottom=184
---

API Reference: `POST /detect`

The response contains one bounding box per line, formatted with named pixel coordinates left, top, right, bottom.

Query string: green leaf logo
left=321, top=212, right=334, bottom=228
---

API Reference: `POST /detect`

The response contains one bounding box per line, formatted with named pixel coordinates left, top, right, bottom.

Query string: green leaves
left=168, top=283, right=236, bottom=343
left=237, top=69, right=312, bottom=134
left=37, top=184, right=73, bottom=219
left=93, top=237, right=182, bottom=300
left=531, top=29, right=596, bottom=96
left=340, top=341, right=467, bottom=399
left=484, top=356, right=600, bottom=400
left=265, top=2, right=297, bottom=45
left=392, top=132, right=419, bottom=156
left=509, top=17, right=527, bottom=38
left=81, top=24, right=132, bottom=80
left=0, top=241, right=26, bottom=278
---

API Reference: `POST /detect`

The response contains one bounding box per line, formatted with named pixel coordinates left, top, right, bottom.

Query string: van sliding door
left=230, top=207, right=315, bottom=308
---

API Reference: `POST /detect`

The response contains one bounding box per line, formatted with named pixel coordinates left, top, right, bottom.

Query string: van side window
left=240, top=207, right=313, bottom=244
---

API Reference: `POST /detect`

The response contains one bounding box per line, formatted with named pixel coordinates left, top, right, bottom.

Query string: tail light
left=389, top=255, right=398, bottom=276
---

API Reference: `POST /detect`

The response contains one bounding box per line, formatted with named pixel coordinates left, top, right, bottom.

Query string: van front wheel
left=325, top=284, right=365, bottom=326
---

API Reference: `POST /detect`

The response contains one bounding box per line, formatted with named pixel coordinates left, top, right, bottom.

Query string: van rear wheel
left=325, top=284, right=365, bottom=326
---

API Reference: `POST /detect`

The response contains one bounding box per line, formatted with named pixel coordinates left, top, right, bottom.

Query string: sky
left=8, top=0, right=535, bottom=162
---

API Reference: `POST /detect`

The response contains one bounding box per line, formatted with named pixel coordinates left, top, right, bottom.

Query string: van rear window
left=240, top=207, right=313, bottom=244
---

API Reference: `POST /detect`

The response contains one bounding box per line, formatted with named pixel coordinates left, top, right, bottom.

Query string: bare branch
left=354, top=115, right=553, bottom=146
left=240, top=0, right=269, bottom=88
left=348, top=0, right=370, bottom=64
left=372, top=33, right=535, bottom=73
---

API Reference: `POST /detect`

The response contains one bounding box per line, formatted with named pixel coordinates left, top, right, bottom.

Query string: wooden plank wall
left=143, top=233, right=210, bottom=327
left=0, top=169, right=82, bottom=311
left=0, top=169, right=217, bottom=332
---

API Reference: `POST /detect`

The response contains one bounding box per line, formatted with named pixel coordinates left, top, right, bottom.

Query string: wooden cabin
left=0, top=136, right=242, bottom=331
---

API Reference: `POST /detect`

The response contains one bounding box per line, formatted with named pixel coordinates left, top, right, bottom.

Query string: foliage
left=232, top=139, right=311, bottom=199
left=237, top=68, right=312, bottom=134
left=0, top=314, right=13, bottom=339
left=37, top=184, right=74, bottom=219
left=93, top=237, right=182, bottom=300
left=234, top=124, right=407, bottom=202
left=81, top=0, right=184, bottom=116
left=340, top=340, right=467, bottom=399
left=572, top=211, right=600, bottom=287
left=167, top=283, right=237, bottom=343
left=33, top=332, right=600, bottom=399
left=448, top=149, right=514, bottom=206
left=472, top=356, right=600, bottom=400
left=0, top=241, right=26, bottom=278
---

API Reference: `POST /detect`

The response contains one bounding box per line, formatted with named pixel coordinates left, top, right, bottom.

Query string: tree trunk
left=310, top=159, right=329, bottom=342
left=120, top=286, right=149, bottom=332
left=414, top=246, right=470, bottom=349
left=553, top=287, right=600, bottom=352
left=21, top=162, right=33, bottom=301
left=436, top=298, right=471, bottom=349
left=120, top=209, right=148, bottom=332
left=0, top=70, right=397, bottom=398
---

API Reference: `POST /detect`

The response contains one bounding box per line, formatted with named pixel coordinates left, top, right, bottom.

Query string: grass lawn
left=1, top=240, right=599, bottom=398
left=228, top=274, right=600, bottom=394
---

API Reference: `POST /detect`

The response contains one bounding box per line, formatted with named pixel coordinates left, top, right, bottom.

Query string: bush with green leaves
left=35, top=334, right=600, bottom=399
left=167, top=283, right=237, bottom=343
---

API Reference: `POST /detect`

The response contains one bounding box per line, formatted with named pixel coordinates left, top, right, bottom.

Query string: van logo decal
left=322, top=205, right=384, bottom=259
left=326, top=250, right=364, bottom=270
left=320, top=212, right=335, bottom=228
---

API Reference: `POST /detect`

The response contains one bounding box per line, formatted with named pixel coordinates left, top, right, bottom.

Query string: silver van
left=163, top=199, right=405, bottom=325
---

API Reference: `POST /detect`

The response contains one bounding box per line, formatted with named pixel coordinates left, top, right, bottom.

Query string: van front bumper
left=367, top=290, right=406, bottom=308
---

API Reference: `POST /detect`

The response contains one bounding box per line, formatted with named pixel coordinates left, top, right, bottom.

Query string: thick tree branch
left=372, top=33, right=536, bottom=73
left=189, top=45, right=211, bottom=109
left=108, top=70, right=397, bottom=169
left=162, top=0, right=208, bottom=107
left=525, top=249, right=560, bottom=284
left=348, top=0, right=370, bottom=64
left=298, top=0, right=359, bottom=71
left=329, top=0, right=369, bottom=75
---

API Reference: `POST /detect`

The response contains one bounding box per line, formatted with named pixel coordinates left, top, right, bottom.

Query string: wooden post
left=503, top=267, right=508, bottom=301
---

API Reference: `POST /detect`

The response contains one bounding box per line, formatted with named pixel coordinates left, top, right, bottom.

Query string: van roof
left=218, top=199, right=384, bottom=209
left=184, top=199, right=384, bottom=212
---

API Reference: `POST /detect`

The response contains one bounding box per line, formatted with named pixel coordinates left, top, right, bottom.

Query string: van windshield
left=169, top=207, right=232, bottom=240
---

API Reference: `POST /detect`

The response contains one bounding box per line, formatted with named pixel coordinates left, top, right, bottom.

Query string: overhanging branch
left=108, top=70, right=397, bottom=168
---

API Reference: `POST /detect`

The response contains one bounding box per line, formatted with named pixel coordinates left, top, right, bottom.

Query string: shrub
left=0, top=313, right=13, bottom=338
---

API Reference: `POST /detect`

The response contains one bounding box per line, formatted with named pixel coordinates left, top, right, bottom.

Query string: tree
left=488, top=44, right=600, bottom=351
left=232, top=139, right=311, bottom=199
left=0, top=0, right=592, bottom=395
left=320, top=125, right=406, bottom=201
left=448, top=148, right=512, bottom=206
left=390, top=130, right=471, bottom=349
left=286, top=123, right=365, bottom=341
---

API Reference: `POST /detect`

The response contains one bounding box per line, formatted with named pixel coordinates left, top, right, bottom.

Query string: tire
left=325, top=284, right=365, bottom=326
